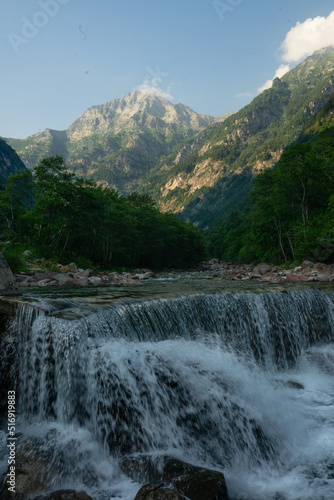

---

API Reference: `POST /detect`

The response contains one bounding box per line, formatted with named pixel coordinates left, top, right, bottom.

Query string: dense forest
left=0, top=157, right=206, bottom=270
left=207, top=95, right=334, bottom=265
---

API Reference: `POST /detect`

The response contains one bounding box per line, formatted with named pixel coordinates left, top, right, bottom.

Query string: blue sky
left=1, top=0, right=334, bottom=138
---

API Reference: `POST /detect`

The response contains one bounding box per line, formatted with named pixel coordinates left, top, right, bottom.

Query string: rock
left=260, top=272, right=284, bottom=284
left=67, top=262, right=78, bottom=273
left=77, top=269, right=94, bottom=278
left=134, top=484, right=186, bottom=500
left=34, top=490, right=93, bottom=500
left=0, top=252, right=22, bottom=296
left=88, top=276, right=102, bottom=285
left=286, top=273, right=310, bottom=282
left=33, top=272, right=48, bottom=282
left=314, top=262, right=328, bottom=270
left=253, top=263, right=272, bottom=275
left=286, top=380, right=304, bottom=390
left=14, top=274, right=29, bottom=283
left=45, top=270, right=57, bottom=279
left=1, top=439, right=54, bottom=498
left=17, top=278, right=34, bottom=287
left=101, top=275, right=110, bottom=282
left=317, top=264, right=334, bottom=282
left=60, top=266, right=71, bottom=273
left=120, top=455, right=230, bottom=500
left=74, top=277, right=89, bottom=286
left=144, top=271, right=155, bottom=278
left=37, top=279, right=52, bottom=286
left=53, top=274, right=75, bottom=286
left=301, top=260, right=313, bottom=268
left=23, top=249, right=32, bottom=257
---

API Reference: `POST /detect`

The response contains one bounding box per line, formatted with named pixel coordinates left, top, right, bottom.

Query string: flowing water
left=1, top=287, right=334, bottom=499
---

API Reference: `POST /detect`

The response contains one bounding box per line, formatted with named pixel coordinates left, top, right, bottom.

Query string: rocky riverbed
left=13, top=259, right=334, bottom=288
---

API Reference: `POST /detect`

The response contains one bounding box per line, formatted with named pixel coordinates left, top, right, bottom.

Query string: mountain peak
left=66, top=91, right=215, bottom=140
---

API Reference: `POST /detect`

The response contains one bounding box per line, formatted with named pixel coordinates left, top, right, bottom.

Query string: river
left=0, top=278, right=334, bottom=499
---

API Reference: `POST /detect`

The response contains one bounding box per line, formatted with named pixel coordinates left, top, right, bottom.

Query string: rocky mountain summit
left=6, top=92, right=228, bottom=193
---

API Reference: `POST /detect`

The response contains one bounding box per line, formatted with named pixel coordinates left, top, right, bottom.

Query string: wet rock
left=1, top=439, right=54, bottom=498
left=120, top=455, right=230, bottom=500
left=286, top=380, right=304, bottom=390
left=134, top=484, right=186, bottom=500
left=0, top=252, right=21, bottom=296
left=34, top=490, right=93, bottom=500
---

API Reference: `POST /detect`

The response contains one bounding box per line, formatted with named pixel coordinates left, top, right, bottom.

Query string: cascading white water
left=1, top=289, right=334, bottom=499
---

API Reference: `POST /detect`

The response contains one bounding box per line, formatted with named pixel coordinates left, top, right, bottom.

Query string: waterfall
left=1, top=289, right=334, bottom=499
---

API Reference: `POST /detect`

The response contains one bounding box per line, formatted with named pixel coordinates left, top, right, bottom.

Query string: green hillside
left=207, top=94, right=334, bottom=264
left=139, top=47, right=334, bottom=228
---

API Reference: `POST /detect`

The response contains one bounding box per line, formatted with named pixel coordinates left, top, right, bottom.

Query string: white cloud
left=282, top=10, right=334, bottom=63
left=236, top=91, right=252, bottom=98
left=134, top=78, right=174, bottom=100
left=258, top=10, right=334, bottom=93
left=258, top=64, right=290, bottom=93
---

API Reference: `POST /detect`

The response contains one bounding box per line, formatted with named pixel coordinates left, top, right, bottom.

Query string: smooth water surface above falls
left=1, top=285, right=334, bottom=500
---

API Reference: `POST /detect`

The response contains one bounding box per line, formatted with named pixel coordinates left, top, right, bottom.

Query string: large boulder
left=0, top=252, right=21, bottom=296
left=134, top=484, right=186, bottom=500
left=120, top=455, right=230, bottom=500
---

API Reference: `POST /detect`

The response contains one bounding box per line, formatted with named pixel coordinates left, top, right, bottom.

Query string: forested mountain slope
left=139, top=47, right=334, bottom=228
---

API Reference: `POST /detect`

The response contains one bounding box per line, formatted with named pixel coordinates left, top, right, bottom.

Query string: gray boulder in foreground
left=0, top=252, right=21, bottom=296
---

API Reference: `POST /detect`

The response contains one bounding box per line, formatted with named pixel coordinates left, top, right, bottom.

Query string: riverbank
left=13, top=258, right=334, bottom=288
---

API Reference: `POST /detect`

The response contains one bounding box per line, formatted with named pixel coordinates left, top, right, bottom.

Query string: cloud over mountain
left=259, top=10, right=334, bottom=92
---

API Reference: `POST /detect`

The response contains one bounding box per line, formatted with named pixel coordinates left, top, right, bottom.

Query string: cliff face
left=0, top=138, right=26, bottom=184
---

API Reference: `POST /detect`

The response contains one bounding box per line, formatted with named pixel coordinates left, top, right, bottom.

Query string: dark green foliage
left=207, top=98, right=334, bottom=264
left=0, top=138, right=26, bottom=184
left=0, top=157, right=206, bottom=269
